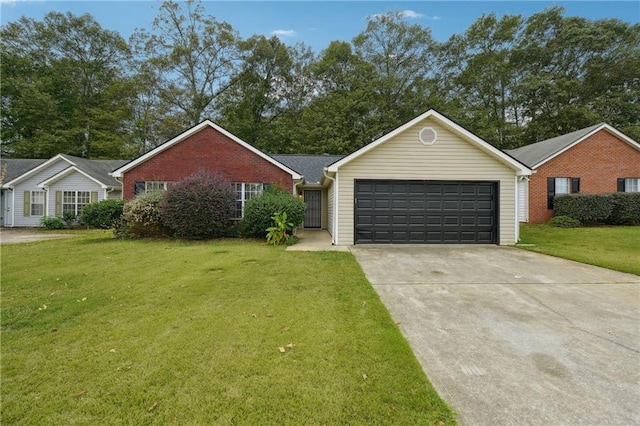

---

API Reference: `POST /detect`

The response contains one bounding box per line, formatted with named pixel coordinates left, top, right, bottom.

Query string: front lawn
left=1, top=232, right=455, bottom=425
left=518, top=224, right=640, bottom=275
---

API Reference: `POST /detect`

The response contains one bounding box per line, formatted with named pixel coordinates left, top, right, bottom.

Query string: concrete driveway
left=351, top=245, right=640, bottom=425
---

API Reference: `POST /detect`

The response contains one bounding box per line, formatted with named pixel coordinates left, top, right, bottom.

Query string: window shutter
left=55, top=191, right=62, bottom=216
left=90, top=191, right=98, bottom=203
left=617, top=178, right=625, bottom=192
left=547, top=178, right=555, bottom=209
left=571, top=178, right=580, bottom=194
left=134, top=181, right=145, bottom=196
left=23, top=191, right=31, bottom=216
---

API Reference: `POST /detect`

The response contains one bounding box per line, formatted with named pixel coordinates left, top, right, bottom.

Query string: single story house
left=1, top=154, right=127, bottom=227
left=507, top=124, right=640, bottom=223
left=111, top=110, right=532, bottom=245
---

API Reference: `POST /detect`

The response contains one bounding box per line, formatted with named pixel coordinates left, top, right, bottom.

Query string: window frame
left=233, top=182, right=264, bottom=218
left=145, top=181, right=168, bottom=192
left=30, top=191, right=45, bottom=217
left=62, top=190, right=91, bottom=216
left=623, top=178, right=639, bottom=193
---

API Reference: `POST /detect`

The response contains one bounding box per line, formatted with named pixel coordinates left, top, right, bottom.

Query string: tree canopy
left=2, top=2, right=638, bottom=159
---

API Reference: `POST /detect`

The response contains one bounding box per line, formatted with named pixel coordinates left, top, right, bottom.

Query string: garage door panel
left=355, top=180, right=497, bottom=244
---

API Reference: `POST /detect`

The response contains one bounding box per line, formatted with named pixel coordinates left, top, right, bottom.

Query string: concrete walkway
left=286, top=229, right=349, bottom=252
left=351, top=245, right=640, bottom=425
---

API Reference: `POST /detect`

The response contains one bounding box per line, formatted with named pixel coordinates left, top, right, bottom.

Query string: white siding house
left=1, top=154, right=126, bottom=227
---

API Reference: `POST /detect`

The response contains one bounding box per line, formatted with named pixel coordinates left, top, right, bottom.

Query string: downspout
left=515, top=176, right=519, bottom=243
left=322, top=168, right=337, bottom=245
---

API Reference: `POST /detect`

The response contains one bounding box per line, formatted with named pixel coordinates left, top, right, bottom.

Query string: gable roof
left=507, top=123, right=640, bottom=168
left=111, top=120, right=302, bottom=180
left=1, top=154, right=127, bottom=189
left=272, top=154, right=345, bottom=184
left=0, top=158, right=47, bottom=184
left=326, top=109, right=532, bottom=175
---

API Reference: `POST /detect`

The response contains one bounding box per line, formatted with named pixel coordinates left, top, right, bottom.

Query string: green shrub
left=266, top=212, right=295, bottom=245
left=118, top=191, right=166, bottom=238
left=243, top=187, right=306, bottom=238
left=609, top=192, right=640, bottom=225
left=553, top=194, right=613, bottom=225
left=549, top=215, right=582, bottom=228
left=40, top=216, right=65, bottom=230
left=159, top=171, right=235, bottom=239
left=81, top=199, right=125, bottom=229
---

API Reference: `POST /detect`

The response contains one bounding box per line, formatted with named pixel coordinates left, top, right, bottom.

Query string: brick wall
left=122, top=126, right=293, bottom=199
left=529, top=129, right=640, bottom=223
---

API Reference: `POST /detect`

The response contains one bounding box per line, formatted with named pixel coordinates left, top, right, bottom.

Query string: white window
left=625, top=178, right=639, bottom=192
left=233, top=183, right=264, bottom=218
left=31, top=191, right=45, bottom=216
left=145, top=181, right=167, bottom=192
left=555, top=178, right=570, bottom=195
left=63, top=191, right=90, bottom=215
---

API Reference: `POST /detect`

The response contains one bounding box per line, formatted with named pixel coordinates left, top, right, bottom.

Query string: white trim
left=38, top=166, right=109, bottom=189
left=2, top=154, right=74, bottom=188
left=514, top=176, right=519, bottom=242
left=532, top=124, right=640, bottom=169
left=110, top=120, right=302, bottom=180
left=327, top=109, right=532, bottom=176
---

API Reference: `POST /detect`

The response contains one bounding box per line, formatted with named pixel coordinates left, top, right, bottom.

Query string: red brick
left=122, top=126, right=293, bottom=199
left=528, top=129, right=640, bottom=223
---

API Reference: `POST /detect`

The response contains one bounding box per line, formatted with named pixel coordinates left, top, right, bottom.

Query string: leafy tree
left=353, top=12, right=439, bottom=138
left=218, top=35, right=294, bottom=151
left=1, top=12, right=135, bottom=158
left=131, top=0, right=239, bottom=128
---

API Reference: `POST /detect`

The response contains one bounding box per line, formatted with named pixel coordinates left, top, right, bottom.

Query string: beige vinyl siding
left=335, top=117, right=518, bottom=245
left=518, top=179, right=529, bottom=222
left=327, top=183, right=334, bottom=237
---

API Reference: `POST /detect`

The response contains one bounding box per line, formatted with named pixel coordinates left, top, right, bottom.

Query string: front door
left=303, top=190, right=322, bottom=228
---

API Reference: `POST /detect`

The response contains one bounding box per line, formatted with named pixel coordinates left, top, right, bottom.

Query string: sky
left=1, top=1, right=639, bottom=51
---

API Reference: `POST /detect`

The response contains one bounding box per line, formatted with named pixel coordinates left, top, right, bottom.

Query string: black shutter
left=134, top=181, right=145, bottom=196
left=617, top=178, right=625, bottom=192
left=547, top=178, right=555, bottom=209
left=571, top=178, right=580, bottom=194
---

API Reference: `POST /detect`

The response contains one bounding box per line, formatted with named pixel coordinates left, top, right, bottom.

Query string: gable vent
left=419, top=127, right=437, bottom=145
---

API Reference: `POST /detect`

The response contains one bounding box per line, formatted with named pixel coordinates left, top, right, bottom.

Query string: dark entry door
left=304, top=190, right=322, bottom=228
left=355, top=180, right=497, bottom=244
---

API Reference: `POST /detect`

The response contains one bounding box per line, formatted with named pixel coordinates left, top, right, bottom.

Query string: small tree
left=159, top=171, right=235, bottom=239
left=243, top=186, right=306, bottom=238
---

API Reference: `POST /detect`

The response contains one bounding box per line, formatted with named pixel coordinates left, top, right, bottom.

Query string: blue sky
left=1, top=1, right=639, bottom=51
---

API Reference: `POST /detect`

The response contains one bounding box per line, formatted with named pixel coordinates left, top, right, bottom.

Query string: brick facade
left=121, top=126, right=294, bottom=199
left=529, top=129, right=640, bottom=223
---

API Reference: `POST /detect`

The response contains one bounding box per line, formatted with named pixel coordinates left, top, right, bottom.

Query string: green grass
left=518, top=224, right=640, bottom=275
left=1, top=232, right=455, bottom=425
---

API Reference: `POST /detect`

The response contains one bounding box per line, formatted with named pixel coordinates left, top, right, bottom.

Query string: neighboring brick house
left=508, top=123, right=640, bottom=223
left=111, top=120, right=302, bottom=218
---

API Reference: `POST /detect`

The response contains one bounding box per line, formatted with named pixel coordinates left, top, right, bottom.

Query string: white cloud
left=371, top=10, right=441, bottom=20
left=271, top=29, right=297, bottom=37
left=0, top=0, right=18, bottom=5
left=398, top=10, right=424, bottom=19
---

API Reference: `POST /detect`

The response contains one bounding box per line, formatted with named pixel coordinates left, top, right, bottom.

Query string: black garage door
left=355, top=180, right=497, bottom=244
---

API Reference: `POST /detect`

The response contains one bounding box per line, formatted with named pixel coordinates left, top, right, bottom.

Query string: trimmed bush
left=549, top=215, right=582, bottom=228
left=243, top=187, right=306, bottom=238
left=159, top=171, right=235, bottom=239
left=553, top=194, right=613, bottom=225
left=118, top=191, right=166, bottom=238
left=41, top=216, right=65, bottom=230
left=609, top=192, right=640, bottom=225
left=81, top=199, right=125, bottom=229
